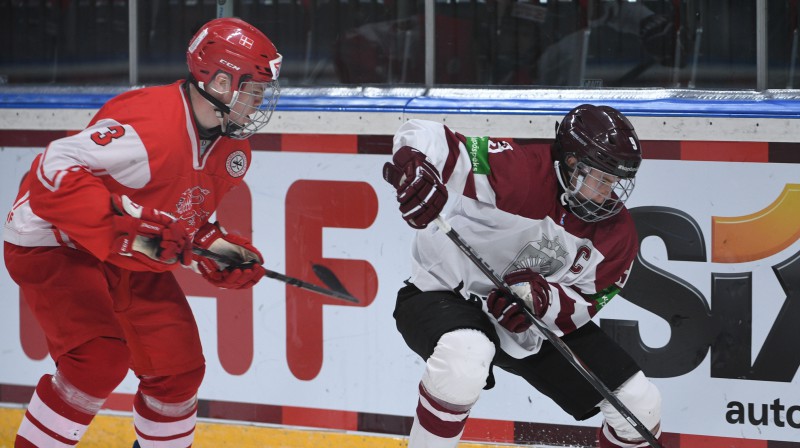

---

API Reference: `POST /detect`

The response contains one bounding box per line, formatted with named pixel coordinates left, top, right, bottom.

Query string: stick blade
left=311, top=263, right=353, bottom=296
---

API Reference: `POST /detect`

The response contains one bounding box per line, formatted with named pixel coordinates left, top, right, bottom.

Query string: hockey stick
left=192, top=247, right=360, bottom=304
left=433, top=216, right=662, bottom=448
left=312, top=263, right=357, bottom=298
left=108, top=197, right=358, bottom=303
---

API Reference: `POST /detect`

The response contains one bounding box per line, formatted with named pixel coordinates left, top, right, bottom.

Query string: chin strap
left=553, top=160, right=567, bottom=189
left=186, top=75, right=233, bottom=135
left=553, top=161, right=572, bottom=206
left=187, top=75, right=230, bottom=114
left=559, top=192, right=569, bottom=207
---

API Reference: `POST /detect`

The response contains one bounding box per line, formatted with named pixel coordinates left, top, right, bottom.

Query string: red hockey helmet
left=186, top=17, right=282, bottom=139
left=552, top=104, right=642, bottom=222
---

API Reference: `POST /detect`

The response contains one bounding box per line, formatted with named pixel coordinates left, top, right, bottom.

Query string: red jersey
left=4, top=81, right=252, bottom=272
left=395, top=120, right=639, bottom=358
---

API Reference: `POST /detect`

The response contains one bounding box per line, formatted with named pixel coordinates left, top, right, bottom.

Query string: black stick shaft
left=192, top=247, right=360, bottom=304
left=433, top=217, right=661, bottom=448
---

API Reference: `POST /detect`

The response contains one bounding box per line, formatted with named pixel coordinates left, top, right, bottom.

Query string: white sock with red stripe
left=408, top=382, right=471, bottom=448
left=133, top=391, right=197, bottom=448
left=15, top=375, right=96, bottom=448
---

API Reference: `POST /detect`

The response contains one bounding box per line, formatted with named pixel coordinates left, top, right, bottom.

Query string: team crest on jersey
left=176, top=186, right=212, bottom=229
left=503, top=234, right=569, bottom=277
left=226, top=150, right=247, bottom=178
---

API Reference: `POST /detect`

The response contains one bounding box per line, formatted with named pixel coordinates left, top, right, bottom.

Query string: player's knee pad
left=56, top=337, right=131, bottom=400
left=600, top=371, right=662, bottom=441
left=139, top=364, right=205, bottom=409
left=421, top=329, right=496, bottom=407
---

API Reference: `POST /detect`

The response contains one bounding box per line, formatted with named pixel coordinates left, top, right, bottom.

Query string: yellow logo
left=712, top=184, right=800, bottom=262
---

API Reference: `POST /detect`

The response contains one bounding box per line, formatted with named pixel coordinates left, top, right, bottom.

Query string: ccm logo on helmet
left=219, top=59, right=241, bottom=71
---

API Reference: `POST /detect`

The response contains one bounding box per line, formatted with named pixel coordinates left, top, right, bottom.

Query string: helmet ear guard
left=205, top=71, right=233, bottom=96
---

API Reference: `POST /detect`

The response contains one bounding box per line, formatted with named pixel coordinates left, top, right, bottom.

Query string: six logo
left=614, top=192, right=800, bottom=382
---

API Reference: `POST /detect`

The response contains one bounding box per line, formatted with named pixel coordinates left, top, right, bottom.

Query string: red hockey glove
left=192, top=221, right=266, bottom=289
left=110, top=194, right=192, bottom=266
left=382, top=146, right=448, bottom=229
left=487, top=269, right=551, bottom=333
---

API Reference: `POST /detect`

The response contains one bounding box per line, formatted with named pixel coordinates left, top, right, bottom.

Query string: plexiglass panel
left=0, top=0, right=774, bottom=90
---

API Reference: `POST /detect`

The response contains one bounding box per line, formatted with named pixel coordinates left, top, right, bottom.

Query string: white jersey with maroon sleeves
left=395, top=119, right=638, bottom=359
left=4, top=81, right=252, bottom=272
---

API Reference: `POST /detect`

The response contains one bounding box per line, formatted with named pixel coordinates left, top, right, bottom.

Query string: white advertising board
left=0, top=144, right=798, bottom=444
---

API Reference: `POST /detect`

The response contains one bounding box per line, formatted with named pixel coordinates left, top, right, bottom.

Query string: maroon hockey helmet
left=552, top=104, right=642, bottom=222
left=186, top=17, right=282, bottom=139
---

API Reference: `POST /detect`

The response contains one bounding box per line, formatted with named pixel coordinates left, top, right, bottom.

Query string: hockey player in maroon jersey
left=3, top=18, right=281, bottom=447
left=383, top=105, right=663, bottom=448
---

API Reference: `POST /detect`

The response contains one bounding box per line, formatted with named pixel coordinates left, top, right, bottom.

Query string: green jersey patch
left=466, top=136, right=491, bottom=175
left=591, top=284, right=622, bottom=311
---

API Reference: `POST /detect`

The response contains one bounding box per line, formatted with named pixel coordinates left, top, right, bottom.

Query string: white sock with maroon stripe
left=408, top=382, right=471, bottom=448
left=133, top=392, right=197, bottom=448
left=15, top=375, right=95, bottom=448
left=598, top=420, right=662, bottom=448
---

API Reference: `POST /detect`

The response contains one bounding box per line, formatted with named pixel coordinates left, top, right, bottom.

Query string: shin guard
left=133, top=366, right=204, bottom=448
left=15, top=375, right=97, bottom=447
left=409, top=382, right=472, bottom=448
left=408, top=329, right=495, bottom=448
left=598, top=372, right=662, bottom=448
left=133, top=392, right=197, bottom=448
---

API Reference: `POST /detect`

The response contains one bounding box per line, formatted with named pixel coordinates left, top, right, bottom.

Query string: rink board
left=0, top=90, right=799, bottom=447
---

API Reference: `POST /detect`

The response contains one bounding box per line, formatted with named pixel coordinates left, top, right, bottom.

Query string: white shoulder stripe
left=472, top=173, right=497, bottom=206
left=38, top=118, right=151, bottom=191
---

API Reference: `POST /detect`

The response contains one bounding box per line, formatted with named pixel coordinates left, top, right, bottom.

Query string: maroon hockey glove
left=487, top=269, right=551, bottom=333
left=111, top=194, right=192, bottom=266
left=487, top=289, right=533, bottom=333
left=504, top=268, right=552, bottom=318
left=382, top=146, right=448, bottom=229
left=192, top=221, right=266, bottom=289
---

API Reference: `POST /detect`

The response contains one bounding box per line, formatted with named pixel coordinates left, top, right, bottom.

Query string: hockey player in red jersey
left=3, top=17, right=281, bottom=448
left=383, top=105, right=663, bottom=448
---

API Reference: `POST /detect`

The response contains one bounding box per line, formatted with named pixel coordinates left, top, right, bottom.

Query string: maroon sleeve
left=485, top=141, right=560, bottom=219
left=593, top=208, right=640, bottom=291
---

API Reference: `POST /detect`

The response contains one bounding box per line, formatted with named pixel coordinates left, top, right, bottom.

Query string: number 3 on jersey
left=91, top=125, right=126, bottom=146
